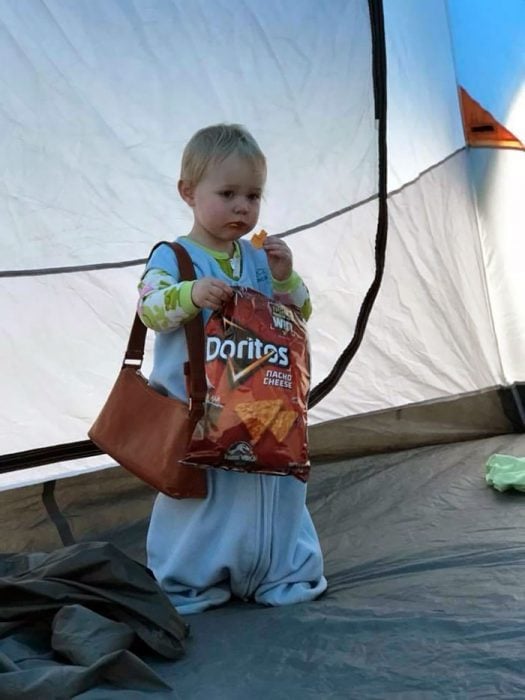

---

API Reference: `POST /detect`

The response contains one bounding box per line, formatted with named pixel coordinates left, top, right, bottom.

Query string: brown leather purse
left=88, top=242, right=208, bottom=499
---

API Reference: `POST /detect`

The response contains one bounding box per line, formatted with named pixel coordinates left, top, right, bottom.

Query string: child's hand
left=263, top=236, right=293, bottom=281
left=191, top=277, right=233, bottom=310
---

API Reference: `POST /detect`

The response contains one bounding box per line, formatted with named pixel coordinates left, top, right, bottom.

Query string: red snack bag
left=183, top=286, right=310, bottom=481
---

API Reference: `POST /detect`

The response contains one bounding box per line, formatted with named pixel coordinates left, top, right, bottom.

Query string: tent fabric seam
left=0, top=148, right=465, bottom=279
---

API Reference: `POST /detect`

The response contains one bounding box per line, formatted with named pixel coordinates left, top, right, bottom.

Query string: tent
left=1, top=0, right=525, bottom=696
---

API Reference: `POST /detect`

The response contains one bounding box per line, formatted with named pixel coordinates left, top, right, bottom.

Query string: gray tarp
left=154, top=433, right=525, bottom=699
left=3, top=433, right=525, bottom=698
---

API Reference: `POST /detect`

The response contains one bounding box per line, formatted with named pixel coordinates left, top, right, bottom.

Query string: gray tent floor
left=146, top=433, right=525, bottom=699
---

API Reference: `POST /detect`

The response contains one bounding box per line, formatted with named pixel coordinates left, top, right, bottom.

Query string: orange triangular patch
left=459, top=87, right=524, bottom=150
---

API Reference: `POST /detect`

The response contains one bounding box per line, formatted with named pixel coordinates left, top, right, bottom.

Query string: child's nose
left=233, top=198, right=249, bottom=214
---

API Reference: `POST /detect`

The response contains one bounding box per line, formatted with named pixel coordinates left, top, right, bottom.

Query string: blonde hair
left=180, top=123, right=266, bottom=186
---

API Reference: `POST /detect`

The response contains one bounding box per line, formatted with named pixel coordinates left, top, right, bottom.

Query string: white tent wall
left=447, top=0, right=525, bottom=385
left=0, top=0, right=518, bottom=482
left=470, top=148, right=525, bottom=384
left=383, top=0, right=466, bottom=190
left=310, top=0, right=504, bottom=425
left=1, top=0, right=377, bottom=460
left=311, top=0, right=525, bottom=459
left=469, top=149, right=525, bottom=383
left=310, top=151, right=503, bottom=424
left=0, top=0, right=376, bottom=269
left=3, top=266, right=141, bottom=455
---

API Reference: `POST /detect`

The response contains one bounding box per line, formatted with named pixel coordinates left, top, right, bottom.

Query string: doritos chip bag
left=183, top=287, right=310, bottom=481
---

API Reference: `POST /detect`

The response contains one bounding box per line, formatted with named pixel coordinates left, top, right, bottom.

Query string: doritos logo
left=206, top=336, right=289, bottom=367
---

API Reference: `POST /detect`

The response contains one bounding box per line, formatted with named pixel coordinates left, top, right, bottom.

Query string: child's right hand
left=191, top=277, right=234, bottom=310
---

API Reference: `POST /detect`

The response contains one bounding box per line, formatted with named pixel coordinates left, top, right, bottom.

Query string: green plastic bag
left=485, top=453, right=525, bottom=492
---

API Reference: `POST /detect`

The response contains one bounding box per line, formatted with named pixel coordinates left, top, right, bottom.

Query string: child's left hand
left=263, top=236, right=293, bottom=282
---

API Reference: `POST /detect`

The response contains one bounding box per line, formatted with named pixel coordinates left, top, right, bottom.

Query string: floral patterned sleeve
left=272, top=271, right=312, bottom=321
left=137, top=268, right=199, bottom=333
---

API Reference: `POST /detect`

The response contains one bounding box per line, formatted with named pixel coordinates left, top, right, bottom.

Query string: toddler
left=137, top=124, right=327, bottom=614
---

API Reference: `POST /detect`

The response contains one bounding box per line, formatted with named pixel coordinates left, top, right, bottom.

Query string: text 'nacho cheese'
left=183, top=286, right=310, bottom=480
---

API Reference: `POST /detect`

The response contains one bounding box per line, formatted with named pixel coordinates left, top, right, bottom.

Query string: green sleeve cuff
left=271, top=270, right=301, bottom=293
left=179, top=281, right=200, bottom=316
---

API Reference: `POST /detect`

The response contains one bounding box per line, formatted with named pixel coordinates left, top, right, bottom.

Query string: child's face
left=182, top=153, right=264, bottom=252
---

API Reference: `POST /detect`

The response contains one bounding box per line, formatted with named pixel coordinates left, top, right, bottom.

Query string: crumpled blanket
left=0, top=541, right=188, bottom=699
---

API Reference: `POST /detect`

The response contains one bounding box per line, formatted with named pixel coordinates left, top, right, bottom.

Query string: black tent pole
left=309, top=0, right=389, bottom=409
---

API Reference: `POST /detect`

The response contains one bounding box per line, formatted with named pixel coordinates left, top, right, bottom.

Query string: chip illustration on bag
left=270, top=408, right=297, bottom=442
left=234, top=400, right=283, bottom=444
left=183, top=286, right=310, bottom=480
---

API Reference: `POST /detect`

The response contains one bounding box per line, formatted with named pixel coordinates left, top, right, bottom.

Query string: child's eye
left=219, top=190, right=234, bottom=199
left=249, top=193, right=261, bottom=201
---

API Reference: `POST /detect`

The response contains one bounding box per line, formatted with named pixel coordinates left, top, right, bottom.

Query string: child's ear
left=178, top=179, right=195, bottom=206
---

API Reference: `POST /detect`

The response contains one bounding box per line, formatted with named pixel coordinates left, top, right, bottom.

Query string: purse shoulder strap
left=123, top=241, right=207, bottom=407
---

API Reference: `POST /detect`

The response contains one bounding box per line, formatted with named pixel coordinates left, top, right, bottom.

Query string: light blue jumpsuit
left=142, top=238, right=327, bottom=615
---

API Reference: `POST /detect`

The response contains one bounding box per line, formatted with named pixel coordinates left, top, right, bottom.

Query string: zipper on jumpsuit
left=241, top=475, right=273, bottom=600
